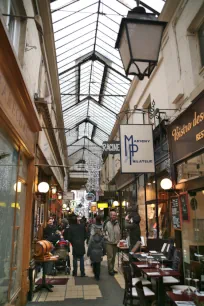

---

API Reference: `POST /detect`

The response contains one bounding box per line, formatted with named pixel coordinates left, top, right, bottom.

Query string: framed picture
left=40, top=204, right=44, bottom=224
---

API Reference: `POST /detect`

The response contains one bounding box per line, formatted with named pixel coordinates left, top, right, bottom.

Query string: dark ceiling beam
left=61, top=94, right=126, bottom=97
left=68, top=146, right=100, bottom=159
left=59, top=52, right=131, bottom=82
left=62, top=96, right=88, bottom=113
left=77, top=64, right=81, bottom=103
left=98, top=65, right=108, bottom=104
left=93, top=0, right=101, bottom=53
left=89, top=96, right=117, bottom=116
left=63, top=95, right=117, bottom=117
left=65, top=117, right=109, bottom=136
left=91, top=125, right=96, bottom=140
left=67, top=136, right=102, bottom=148
left=51, top=0, right=79, bottom=13
left=68, top=147, right=83, bottom=157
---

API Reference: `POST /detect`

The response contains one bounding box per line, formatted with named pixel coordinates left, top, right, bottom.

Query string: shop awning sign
left=102, top=141, right=120, bottom=154
left=120, top=124, right=155, bottom=173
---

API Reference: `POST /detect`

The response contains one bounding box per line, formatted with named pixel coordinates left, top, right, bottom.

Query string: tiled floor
left=31, top=255, right=122, bottom=303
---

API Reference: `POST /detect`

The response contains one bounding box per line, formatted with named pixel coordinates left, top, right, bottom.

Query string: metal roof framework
left=50, top=0, right=165, bottom=180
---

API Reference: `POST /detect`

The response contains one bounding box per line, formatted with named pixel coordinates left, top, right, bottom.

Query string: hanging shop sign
left=119, top=124, right=155, bottom=173
left=85, top=193, right=95, bottom=202
left=168, top=94, right=204, bottom=163
left=102, top=141, right=120, bottom=154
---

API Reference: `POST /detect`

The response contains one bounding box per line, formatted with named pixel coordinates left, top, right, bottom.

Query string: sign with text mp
left=120, top=124, right=155, bottom=173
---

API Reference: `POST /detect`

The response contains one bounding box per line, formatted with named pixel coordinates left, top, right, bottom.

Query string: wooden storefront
left=0, top=18, right=40, bottom=306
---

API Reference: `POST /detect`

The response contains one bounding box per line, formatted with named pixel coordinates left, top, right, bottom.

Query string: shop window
left=0, top=129, right=18, bottom=304
left=198, top=22, right=204, bottom=67
left=0, top=129, right=27, bottom=303
left=0, top=0, right=26, bottom=62
left=145, top=173, right=172, bottom=239
left=177, top=152, right=204, bottom=183
left=182, top=191, right=204, bottom=265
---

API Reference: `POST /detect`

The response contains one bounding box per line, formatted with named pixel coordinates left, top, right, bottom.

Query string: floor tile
left=45, top=296, right=65, bottom=301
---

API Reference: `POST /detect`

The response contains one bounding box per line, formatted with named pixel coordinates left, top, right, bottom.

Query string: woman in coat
left=87, top=216, right=105, bottom=280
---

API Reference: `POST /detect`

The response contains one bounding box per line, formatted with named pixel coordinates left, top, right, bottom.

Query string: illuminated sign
left=97, top=203, right=108, bottom=208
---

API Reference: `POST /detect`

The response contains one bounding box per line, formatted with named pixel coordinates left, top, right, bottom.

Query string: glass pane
left=0, top=128, right=18, bottom=305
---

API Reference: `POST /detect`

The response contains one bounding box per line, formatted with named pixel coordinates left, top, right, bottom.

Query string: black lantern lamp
left=115, top=1, right=167, bottom=80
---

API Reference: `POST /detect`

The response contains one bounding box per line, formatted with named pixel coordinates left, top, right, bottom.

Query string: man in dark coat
left=125, top=211, right=141, bottom=251
left=64, top=215, right=87, bottom=277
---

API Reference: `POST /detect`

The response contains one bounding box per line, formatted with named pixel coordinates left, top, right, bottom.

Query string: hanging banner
left=120, top=124, right=155, bottom=173
left=102, top=141, right=120, bottom=154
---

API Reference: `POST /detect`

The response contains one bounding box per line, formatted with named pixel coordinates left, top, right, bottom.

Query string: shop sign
left=0, top=70, right=35, bottom=154
left=85, top=193, right=95, bottom=201
left=97, top=203, right=108, bottom=208
left=102, top=141, right=120, bottom=154
left=63, top=192, right=74, bottom=200
left=38, top=130, right=64, bottom=190
left=119, top=124, right=155, bottom=173
left=168, top=95, right=204, bottom=163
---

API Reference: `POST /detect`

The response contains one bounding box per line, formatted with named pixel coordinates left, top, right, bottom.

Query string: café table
left=167, top=290, right=204, bottom=305
left=34, top=256, right=58, bottom=292
left=132, top=261, right=166, bottom=269
left=141, top=268, right=180, bottom=306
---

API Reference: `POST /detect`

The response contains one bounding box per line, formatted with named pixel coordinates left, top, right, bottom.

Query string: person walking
left=87, top=216, right=105, bottom=280
left=104, top=211, right=120, bottom=276
left=64, top=215, right=87, bottom=277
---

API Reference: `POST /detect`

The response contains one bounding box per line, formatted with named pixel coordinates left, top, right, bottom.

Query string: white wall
left=101, top=0, right=204, bottom=189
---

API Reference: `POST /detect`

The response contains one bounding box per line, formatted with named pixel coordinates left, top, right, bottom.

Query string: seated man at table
left=125, top=208, right=141, bottom=252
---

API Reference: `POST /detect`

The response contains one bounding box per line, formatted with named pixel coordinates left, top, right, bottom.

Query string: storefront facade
left=0, top=18, right=40, bottom=306
left=168, top=92, right=204, bottom=269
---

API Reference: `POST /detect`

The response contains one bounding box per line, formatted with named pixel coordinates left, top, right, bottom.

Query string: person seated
left=43, top=218, right=60, bottom=244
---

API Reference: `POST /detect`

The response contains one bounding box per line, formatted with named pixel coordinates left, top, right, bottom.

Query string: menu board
left=180, top=193, right=190, bottom=221
left=171, top=196, right=181, bottom=229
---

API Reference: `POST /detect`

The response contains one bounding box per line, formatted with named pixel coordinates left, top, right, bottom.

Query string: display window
left=0, top=128, right=28, bottom=303
left=145, top=172, right=172, bottom=239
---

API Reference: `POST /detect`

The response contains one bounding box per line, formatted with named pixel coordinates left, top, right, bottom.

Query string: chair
left=163, top=249, right=182, bottom=285
left=135, top=280, right=155, bottom=306
left=122, top=263, right=152, bottom=306
left=131, top=262, right=151, bottom=287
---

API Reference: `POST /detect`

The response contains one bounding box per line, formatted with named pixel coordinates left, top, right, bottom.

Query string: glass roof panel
left=50, top=0, right=165, bottom=179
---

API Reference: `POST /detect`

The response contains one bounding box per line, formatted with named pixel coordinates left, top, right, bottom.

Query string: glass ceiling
left=50, top=0, right=165, bottom=179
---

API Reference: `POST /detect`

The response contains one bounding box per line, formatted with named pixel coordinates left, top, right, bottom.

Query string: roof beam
left=93, top=0, right=101, bottom=53
left=59, top=52, right=131, bottom=82
left=67, top=136, right=102, bottom=148
left=98, top=65, right=108, bottom=104
left=63, top=95, right=117, bottom=117
left=77, top=64, right=81, bottom=103
left=91, top=125, right=96, bottom=140
left=65, top=117, right=109, bottom=136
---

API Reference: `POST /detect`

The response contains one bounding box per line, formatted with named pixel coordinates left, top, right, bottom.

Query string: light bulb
left=38, top=182, right=49, bottom=193
left=160, top=178, right=172, bottom=190
left=14, top=181, right=21, bottom=193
